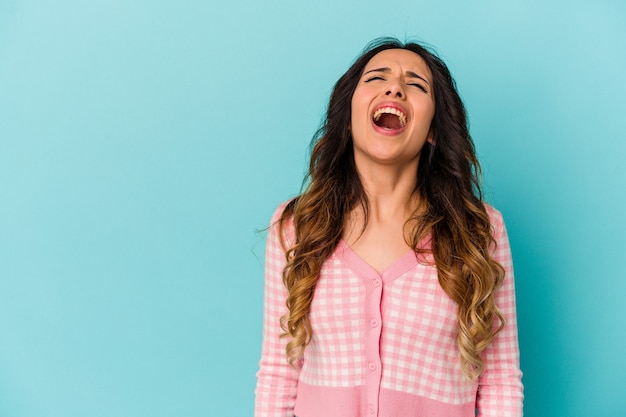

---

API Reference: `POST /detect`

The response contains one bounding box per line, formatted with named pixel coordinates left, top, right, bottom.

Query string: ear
left=427, top=130, right=434, bottom=145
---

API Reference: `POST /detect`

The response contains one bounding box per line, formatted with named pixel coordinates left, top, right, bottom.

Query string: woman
left=255, top=38, right=523, bottom=417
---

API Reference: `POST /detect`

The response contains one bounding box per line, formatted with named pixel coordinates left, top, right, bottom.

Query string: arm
left=476, top=209, right=524, bottom=417
left=254, top=205, right=300, bottom=417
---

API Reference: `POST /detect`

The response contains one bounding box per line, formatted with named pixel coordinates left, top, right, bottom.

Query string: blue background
left=1, top=1, right=625, bottom=416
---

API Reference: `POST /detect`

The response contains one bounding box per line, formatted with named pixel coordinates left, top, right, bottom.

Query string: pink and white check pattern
left=255, top=203, right=523, bottom=417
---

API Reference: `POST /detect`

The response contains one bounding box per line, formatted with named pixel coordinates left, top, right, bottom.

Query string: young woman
left=255, top=38, right=523, bottom=417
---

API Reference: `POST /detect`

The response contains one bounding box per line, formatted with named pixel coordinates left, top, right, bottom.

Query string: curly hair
left=277, top=37, right=505, bottom=381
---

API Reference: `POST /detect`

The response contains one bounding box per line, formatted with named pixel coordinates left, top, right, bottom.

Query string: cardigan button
left=368, top=404, right=375, bottom=414
left=370, top=319, right=378, bottom=327
left=373, top=278, right=381, bottom=287
left=368, top=362, right=377, bottom=371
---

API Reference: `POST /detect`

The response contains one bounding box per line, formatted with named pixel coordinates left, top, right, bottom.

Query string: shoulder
left=483, top=202, right=505, bottom=237
left=268, top=199, right=296, bottom=246
left=270, top=200, right=291, bottom=223
left=269, top=198, right=296, bottom=224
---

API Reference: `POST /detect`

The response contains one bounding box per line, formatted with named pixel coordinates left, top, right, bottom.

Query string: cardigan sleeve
left=476, top=207, right=524, bottom=417
left=254, top=204, right=300, bottom=417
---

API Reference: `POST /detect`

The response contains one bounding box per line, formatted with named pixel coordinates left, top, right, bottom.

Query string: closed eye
left=364, top=76, right=385, bottom=82
left=408, top=83, right=428, bottom=93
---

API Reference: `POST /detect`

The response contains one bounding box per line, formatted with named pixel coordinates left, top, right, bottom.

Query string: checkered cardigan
left=255, top=202, right=523, bottom=417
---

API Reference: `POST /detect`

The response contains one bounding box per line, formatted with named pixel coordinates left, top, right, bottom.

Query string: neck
left=355, top=158, right=420, bottom=222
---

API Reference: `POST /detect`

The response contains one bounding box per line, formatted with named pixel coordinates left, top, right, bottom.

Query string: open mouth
left=372, top=107, right=407, bottom=130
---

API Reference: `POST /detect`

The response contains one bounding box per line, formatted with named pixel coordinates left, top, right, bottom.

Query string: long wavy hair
left=277, top=37, right=505, bottom=381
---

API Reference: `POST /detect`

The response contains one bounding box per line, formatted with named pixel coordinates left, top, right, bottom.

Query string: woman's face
left=350, top=49, right=435, bottom=169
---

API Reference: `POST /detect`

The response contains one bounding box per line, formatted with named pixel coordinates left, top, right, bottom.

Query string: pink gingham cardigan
left=255, top=203, right=523, bottom=417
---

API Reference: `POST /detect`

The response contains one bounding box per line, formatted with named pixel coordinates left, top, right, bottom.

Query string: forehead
left=363, top=49, right=432, bottom=78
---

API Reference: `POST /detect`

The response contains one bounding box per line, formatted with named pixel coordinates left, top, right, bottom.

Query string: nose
left=385, top=80, right=405, bottom=98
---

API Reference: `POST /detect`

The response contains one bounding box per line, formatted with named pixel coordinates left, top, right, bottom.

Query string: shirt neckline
left=336, top=239, right=420, bottom=283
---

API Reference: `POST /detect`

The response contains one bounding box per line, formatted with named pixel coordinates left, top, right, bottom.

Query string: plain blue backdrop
left=1, top=0, right=625, bottom=416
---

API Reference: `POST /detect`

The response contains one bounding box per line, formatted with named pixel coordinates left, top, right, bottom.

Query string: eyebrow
left=363, top=67, right=431, bottom=85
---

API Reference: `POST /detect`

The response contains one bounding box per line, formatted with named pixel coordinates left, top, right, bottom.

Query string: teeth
left=373, top=107, right=407, bottom=127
